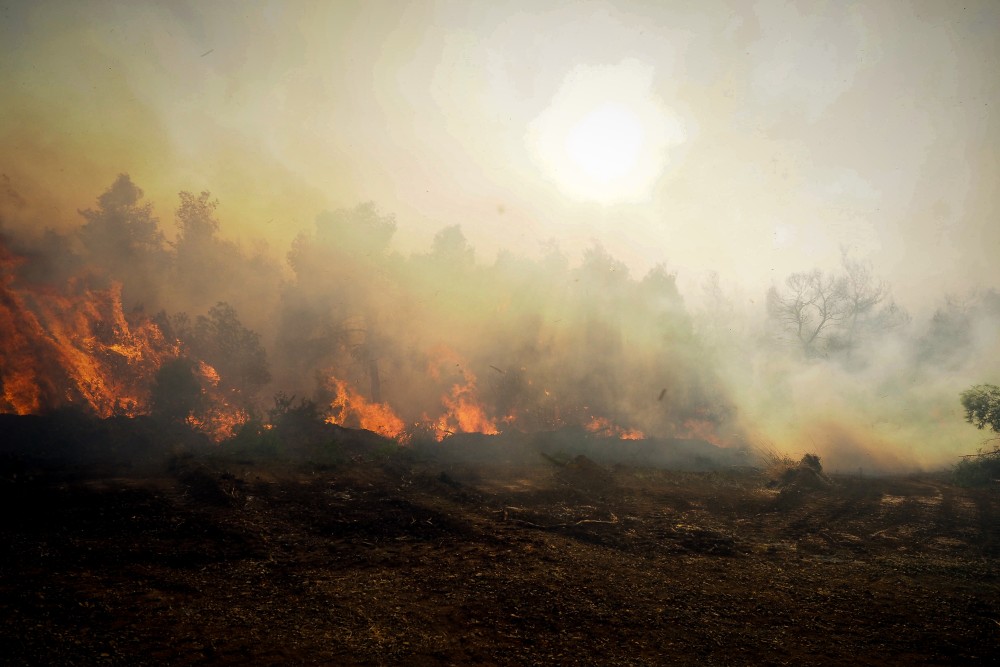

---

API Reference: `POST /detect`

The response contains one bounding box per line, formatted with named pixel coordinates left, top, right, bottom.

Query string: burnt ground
left=1, top=435, right=999, bottom=665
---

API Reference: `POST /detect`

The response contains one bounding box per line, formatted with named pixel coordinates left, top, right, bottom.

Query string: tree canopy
left=960, top=384, right=1000, bottom=434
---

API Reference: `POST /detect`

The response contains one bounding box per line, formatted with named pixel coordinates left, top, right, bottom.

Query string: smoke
left=694, top=267, right=1000, bottom=471
left=0, top=176, right=737, bottom=446
left=3, top=173, right=999, bottom=470
left=271, top=199, right=734, bottom=440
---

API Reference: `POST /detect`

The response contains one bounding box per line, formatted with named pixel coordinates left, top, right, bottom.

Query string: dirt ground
left=2, top=439, right=999, bottom=665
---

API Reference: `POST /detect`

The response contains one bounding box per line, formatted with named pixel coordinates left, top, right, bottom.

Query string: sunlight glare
left=565, top=105, right=643, bottom=183
left=527, top=59, right=686, bottom=205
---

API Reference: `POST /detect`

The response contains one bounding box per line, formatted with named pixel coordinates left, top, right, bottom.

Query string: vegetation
left=955, top=384, right=1000, bottom=487
left=961, top=384, right=1000, bottom=434
left=149, top=357, right=203, bottom=424
left=953, top=448, right=1000, bottom=487
left=767, top=251, right=906, bottom=361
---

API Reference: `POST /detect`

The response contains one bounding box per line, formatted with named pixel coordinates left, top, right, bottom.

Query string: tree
left=960, top=384, right=1000, bottom=434
left=767, top=253, right=904, bottom=360
left=79, top=174, right=165, bottom=260
left=956, top=384, right=1000, bottom=486
left=767, top=269, right=847, bottom=356
left=169, top=303, right=271, bottom=407
left=279, top=203, right=401, bottom=400
left=840, top=254, right=884, bottom=354
left=428, top=225, right=475, bottom=271
left=917, top=290, right=1000, bottom=371
left=175, top=190, right=220, bottom=245
left=78, top=174, right=169, bottom=308
left=192, top=303, right=271, bottom=395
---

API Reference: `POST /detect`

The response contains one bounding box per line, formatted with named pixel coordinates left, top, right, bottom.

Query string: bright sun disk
left=528, top=60, right=685, bottom=204
left=565, top=105, right=644, bottom=183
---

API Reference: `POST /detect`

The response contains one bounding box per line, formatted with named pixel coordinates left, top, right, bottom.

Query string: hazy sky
left=1, top=0, right=997, bottom=306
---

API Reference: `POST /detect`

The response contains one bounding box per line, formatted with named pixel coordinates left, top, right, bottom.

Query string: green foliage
left=960, top=384, right=1000, bottom=433
left=79, top=174, right=165, bottom=259
left=268, top=391, right=321, bottom=423
left=266, top=393, right=342, bottom=461
left=218, top=394, right=345, bottom=463
left=175, top=190, right=220, bottom=243
left=192, top=303, right=272, bottom=391
left=953, top=447, right=1000, bottom=487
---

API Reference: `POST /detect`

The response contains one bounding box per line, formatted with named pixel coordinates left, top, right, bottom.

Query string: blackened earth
left=1, top=416, right=998, bottom=665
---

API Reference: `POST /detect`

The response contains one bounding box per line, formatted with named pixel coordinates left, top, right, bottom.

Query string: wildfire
left=185, top=361, right=250, bottom=441
left=585, top=416, right=645, bottom=440
left=422, top=347, right=498, bottom=440
left=0, top=236, right=728, bottom=450
left=325, top=376, right=408, bottom=441
left=0, top=241, right=251, bottom=440
left=428, top=376, right=499, bottom=441
left=679, top=418, right=728, bottom=447
left=0, top=247, right=176, bottom=417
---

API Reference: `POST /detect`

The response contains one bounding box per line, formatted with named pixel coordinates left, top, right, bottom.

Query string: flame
left=0, top=245, right=176, bottom=417
left=428, top=376, right=499, bottom=441
left=0, top=241, right=249, bottom=441
left=422, top=347, right=498, bottom=440
left=679, top=418, right=728, bottom=447
left=585, top=416, right=645, bottom=440
left=0, top=239, right=728, bottom=448
left=325, top=376, right=408, bottom=441
left=185, top=360, right=249, bottom=441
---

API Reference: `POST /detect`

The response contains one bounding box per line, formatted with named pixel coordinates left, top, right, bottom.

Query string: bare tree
left=768, top=253, right=906, bottom=361
left=767, top=269, right=848, bottom=356
left=839, top=252, right=888, bottom=358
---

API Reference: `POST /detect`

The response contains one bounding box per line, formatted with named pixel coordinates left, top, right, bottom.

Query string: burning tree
left=278, top=202, right=400, bottom=397
left=2, top=174, right=746, bottom=448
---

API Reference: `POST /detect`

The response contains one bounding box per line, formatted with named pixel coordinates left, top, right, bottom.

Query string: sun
left=527, top=60, right=685, bottom=204
left=565, top=104, right=644, bottom=184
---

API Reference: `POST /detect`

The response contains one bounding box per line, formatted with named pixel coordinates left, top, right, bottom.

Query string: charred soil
left=1, top=426, right=999, bottom=665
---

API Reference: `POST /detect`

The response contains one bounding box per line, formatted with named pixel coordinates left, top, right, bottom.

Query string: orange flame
left=325, top=376, right=408, bottom=441
left=0, top=246, right=177, bottom=417
left=421, top=346, right=498, bottom=440
left=185, top=361, right=249, bottom=441
left=428, top=375, right=499, bottom=441
left=0, top=242, right=249, bottom=441
left=679, top=418, right=727, bottom=446
left=585, top=416, right=645, bottom=440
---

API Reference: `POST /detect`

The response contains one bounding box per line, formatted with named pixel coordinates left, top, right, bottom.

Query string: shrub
left=953, top=447, right=1000, bottom=487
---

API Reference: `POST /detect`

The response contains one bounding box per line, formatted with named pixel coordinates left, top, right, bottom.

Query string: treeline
left=5, top=173, right=996, bottom=449
left=3, top=174, right=731, bottom=438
